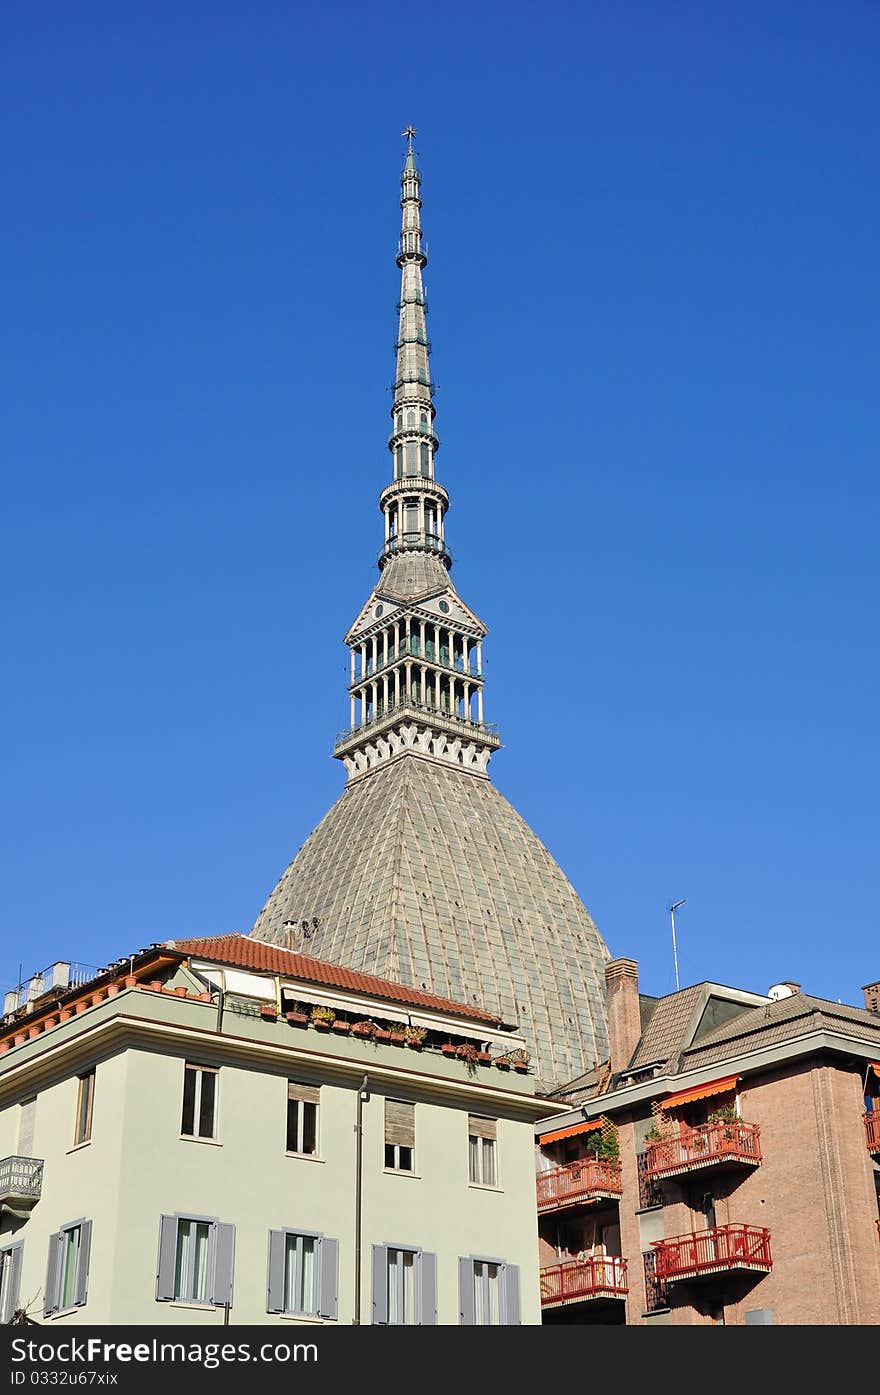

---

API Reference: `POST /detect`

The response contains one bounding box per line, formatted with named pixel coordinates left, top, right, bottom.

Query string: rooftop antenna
left=668, top=899, right=686, bottom=992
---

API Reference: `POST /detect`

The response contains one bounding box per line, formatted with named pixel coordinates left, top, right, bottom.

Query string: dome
left=251, top=754, right=609, bottom=1090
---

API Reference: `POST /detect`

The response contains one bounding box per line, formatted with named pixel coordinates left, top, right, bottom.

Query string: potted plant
left=441, top=1042, right=458, bottom=1057
left=403, top=1025, right=427, bottom=1049
left=331, top=1018, right=351, bottom=1034
left=494, top=1053, right=511, bottom=1071
left=508, top=1049, right=530, bottom=1074
left=351, top=1020, right=377, bottom=1038
left=374, top=1027, right=391, bottom=1041
left=286, top=1007, right=308, bottom=1027
left=310, top=1005, right=336, bottom=1031
left=259, top=1003, right=278, bottom=1021
left=388, top=1028, right=406, bottom=1045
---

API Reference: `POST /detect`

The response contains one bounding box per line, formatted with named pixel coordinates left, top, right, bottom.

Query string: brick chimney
left=605, top=958, right=642, bottom=1073
left=862, top=981, right=880, bottom=1016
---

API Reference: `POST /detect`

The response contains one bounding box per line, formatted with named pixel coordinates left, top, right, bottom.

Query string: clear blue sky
left=2, top=2, right=877, bottom=1010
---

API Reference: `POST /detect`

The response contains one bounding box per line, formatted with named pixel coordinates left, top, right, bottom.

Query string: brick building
left=536, top=960, right=880, bottom=1325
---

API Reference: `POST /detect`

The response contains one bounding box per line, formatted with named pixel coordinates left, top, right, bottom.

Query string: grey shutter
left=384, top=1100, right=415, bottom=1147
left=371, top=1244, right=388, bottom=1325
left=43, top=1232, right=62, bottom=1316
left=156, top=1216, right=178, bottom=1301
left=266, top=1230, right=285, bottom=1314
left=467, top=1116, right=497, bottom=1140
left=504, top=1263, right=521, bottom=1324
left=2, top=1246, right=23, bottom=1322
left=419, top=1251, right=437, bottom=1325
left=212, top=1223, right=235, bottom=1307
left=458, top=1257, right=475, bottom=1325
left=288, top=1082, right=320, bottom=1105
left=73, top=1220, right=92, bottom=1307
left=317, top=1237, right=338, bottom=1320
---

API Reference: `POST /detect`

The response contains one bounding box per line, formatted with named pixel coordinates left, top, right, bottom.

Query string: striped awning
left=539, top=1119, right=602, bottom=1145
left=660, top=1074, right=739, bottom=1111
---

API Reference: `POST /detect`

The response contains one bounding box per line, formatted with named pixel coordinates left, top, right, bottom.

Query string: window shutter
left=266, top=1230, right=285, bottom=1314
left=156, top=1215, right=178, bottom=1302
left=2, top=1246, right=23, bottom=1323
left=371, top=1244, right=388, bottom=1325
left=212, top=1223, right=235, bottom=1308
left=504, top=1263, right=521, bottom=1325
left=43, top=1232, right=62, bottom=1316
left=384, top=1099, right=415, bottom=1148
left=74, top=1221, right=92, bottom=1307
left=458, top=1257, right=475, bottom=1325
left=468, top=1115, right=497, bottom=1140
left=287, top=1082, right=320, bottom=1106
left=419, top=1251, right=437, bottom=1325
left=317, top=1237, right=338, bottom=1320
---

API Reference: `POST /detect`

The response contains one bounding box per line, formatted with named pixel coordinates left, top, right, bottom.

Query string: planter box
left=388, top=1033, right=405, bottom=1045
left=259, top=1006, right=278, bottom=1021
left=312, top=1019, right=332, bottom=1031
left=286, top=1012, right=308, bottom=1027
left=494, top=1060, right=510, bottom=1071
left=331, top=1020, right=351, bottom=1034
left=476, top=1052, right=491, bottom=1064
left=513, top=1064, right=529, bottom=1073
left=405, top=1040, right=423, bottom=1050
left=351, top=1023, right=375, bottom=1037
left=441, top=1044, right=458, bottom=1056
left=374, top=1029, right=391, bottom=1041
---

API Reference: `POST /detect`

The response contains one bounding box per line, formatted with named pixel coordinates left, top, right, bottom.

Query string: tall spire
left=332, top=135, right=501, bottom=784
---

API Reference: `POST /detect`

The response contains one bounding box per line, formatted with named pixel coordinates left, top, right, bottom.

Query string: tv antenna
left=668, top=899, right=686, bottom=991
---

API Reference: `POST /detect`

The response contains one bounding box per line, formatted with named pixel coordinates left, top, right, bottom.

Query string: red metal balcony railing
left=536, top=1158, right=623, bottom=1213
left=540, top=1256, right=628, bottom=1308
left=646, top=1120, right=762, bottom=1180
left=653, top=1225, right=772, bottom=1282
left=864, top=1110, right=880, bottom=1154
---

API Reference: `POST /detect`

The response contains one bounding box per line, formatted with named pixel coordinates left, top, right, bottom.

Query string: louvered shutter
left=43, top=1233, right=62, bottom=1316
left=419, top=1251, right=437, bottom=1325
left=73, top=1221, right=92, bottom=1307
left=317, top=1237, right=338, bottom=1320
left=2, top=1246, right=23, bottom=1323
left=504, top=1263, right=521, bottom=1324
left=212, top=1223, right=235, bottom=1307
left=266, top=1230, right=285, bottom=1314
left=371, top=1245, right=388, bottom=1324
left=467, top=1116, right=497, bottom=1140
left=458, top=1257, right=475, bottom=1325
left=156, top=1216, right=178, bottom=1301
left=384, top=1100, right=415, bottom=1147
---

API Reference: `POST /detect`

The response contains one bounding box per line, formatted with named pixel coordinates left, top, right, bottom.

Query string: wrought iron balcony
left=652, top=1224, right=772, bottom=1282
left=540, top=1256, right=628, bottom=1309
left=645, top=1120, right=762, bottom=1180
left=536, top=1158, right=623, bottom=1214
left=378, top=532, right=451, bottom=569
left=865, top=1110, right=880, bottom=1154
left=0, top=1156, right=44, bottom=1208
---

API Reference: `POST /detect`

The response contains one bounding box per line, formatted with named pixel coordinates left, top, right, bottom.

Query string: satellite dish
left=768, top=983, right=794, bottom=1001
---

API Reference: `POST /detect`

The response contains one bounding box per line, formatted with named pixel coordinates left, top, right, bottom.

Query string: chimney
left=862, top=981, right=880, bottom=1016
left=605, top=958, right=642, bottom=1073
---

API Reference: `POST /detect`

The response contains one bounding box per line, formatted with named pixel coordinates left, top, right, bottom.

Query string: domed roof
left=251, top=754, right=609, bottom=1090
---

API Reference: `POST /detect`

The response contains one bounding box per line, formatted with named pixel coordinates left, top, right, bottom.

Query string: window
left=458, top=1257, right=520, bottom=1325
left=371, top=1245, right=436, bottom=1324
left=468, top=1116, right=497, bottom=1186
left=0, top=1243, right=23, bottom=1324
left=384, top=1099, right=415, bottom=1172
left=74, top=1070, right=95, bottom=1146
left=266, top=1230, right=338, bottom=1319
left=287, top=1082, right=319, bottom=1156
left=156, top=1215, right=235, bottom=1307
left=44, top=1220, right=92, bottom=1316
left=181, top=1064, right=217, bottom=1140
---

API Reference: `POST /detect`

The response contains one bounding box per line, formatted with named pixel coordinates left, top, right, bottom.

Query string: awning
left=660, top=1074, right=739, bottom=1111
left=539, top=1119, right=602, bottom=1145
left=868, top=1062, right=880, bottom=1078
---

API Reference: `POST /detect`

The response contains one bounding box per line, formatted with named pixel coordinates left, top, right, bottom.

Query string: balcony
left=0, top=1156, right=44, bottom=1209
left=334, top=700, right=501, bottom=756
left=645, top=1120, right=762, bottom=1180
left=865, top=1110, right=880, bottom=1154
left=536, top=1158, right=623, bottom=1214
left=540, top=1256, right=628, bottom=1309
left=378, top=532, right=451, bottom=570
left=652, top=1225, right=772, bottom=1283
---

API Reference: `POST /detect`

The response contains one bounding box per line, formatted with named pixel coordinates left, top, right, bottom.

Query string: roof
left=248, top=754, right=609, bottom=1091
left=627, top=984, right=707, bottom=1071
left=168, top=933, right=501, bottom=1025
left=374, top=552, right=455, bottom=604
left=680, top=993, right=880, bottom=1071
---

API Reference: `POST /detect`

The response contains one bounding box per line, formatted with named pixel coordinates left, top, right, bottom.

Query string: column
left=395, top=665, right=401, bottom=707
left=434, top=670, right=441, bottom=711
left=476, top=640, right=483, bottom=676
left=463, top=681, right=471, bottom=722
left=360, top=642, right=366, bottom=679
left=405, top=661, right=412, bottom=707
left=420, top=665, right=427, bottom=707
left=383, top=674, right=389, bottom=714
left=419, top=620, right=426, bottom=658
left=477, top=685, right=484, bottom=724
left=350, top=693, right=356, bottom=730
left=350, top=648, right=356, bottom=685
left=372, top=635, right=378, bottom=673
left=383, top=628, right=389, bottom=666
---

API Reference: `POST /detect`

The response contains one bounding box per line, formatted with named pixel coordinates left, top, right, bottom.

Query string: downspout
left=354, top=1075, right=369, bottom=1325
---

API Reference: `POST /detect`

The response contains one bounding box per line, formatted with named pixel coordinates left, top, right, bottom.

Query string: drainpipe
left=215, top=983, right=225, bottom=1035
left=354, top=1075, right=369, bottom=1325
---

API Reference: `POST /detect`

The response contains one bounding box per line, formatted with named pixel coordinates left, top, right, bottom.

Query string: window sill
left=468, top=1182, right=503, bottom=1193
left=635, top=1203, right=664, bottom=1215
left=285, top=1152, right=325, bottom=1163
left=49, top=1307, right=83, bottom=1321
left=179, top=1135, right=222, bottom=1147
left=383, top=1167, right=421, bottom=1179
left=278, top=1313, right=330, bottom=1324
left=169, top=1300, right=220, bottom=1312
left=67, top=1141, right=92, bottom=1155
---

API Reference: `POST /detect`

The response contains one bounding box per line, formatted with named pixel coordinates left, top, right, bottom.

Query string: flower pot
left=197, top=991, right=212, bottom=1002
left=259, top=1005, right=278, bottom=1021
left=174, top=986, right=188, bottom=998
left=59, top=1009, right=72, bottom=1022
left=494, top=1059, right=510, bottom=1071
left=312, top=1019, right=331, bottom=1031
left=45, top=1014, right=60, bottom=1028
left=441, top=1044, right=457, bottom=1056
left=405, top=1040, right=423, bottom=1050
left=75, top=1001, right=89, bottom=1015
left=476, top=1052, right=491, bottom=1064
left=0, top=1041, right=10, bottom=1053
left=286, top=1011, right=308, bottom=1027
left=331, top=1020, right=351, bottom=1033
left=351, top=1023, right=375, bottom=1037
left=513, top=1063, right=528, bottom=1073
left=374, top=1029, right=391, bottom=1041
left=13, top=1034, right=27, bottom=1047
left=27, top=1026, right=41, bottom=1039
left=389, top=1033, right=405, bottom=1045
left=123, top=975, right=137, bottom=989
left=149, top=980, right=163, bottom=992
left=106, top=983, right=120, bottom=997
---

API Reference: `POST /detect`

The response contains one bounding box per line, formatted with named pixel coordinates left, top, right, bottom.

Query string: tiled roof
left=627, top=984, right=707, bottom=1070
left=681, top=993, right=880, bottom=1070
left=168, top=933, right=501, bottom=1024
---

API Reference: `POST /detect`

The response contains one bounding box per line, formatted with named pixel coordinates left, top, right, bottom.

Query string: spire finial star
left=402, top=124, right=417, bottom=151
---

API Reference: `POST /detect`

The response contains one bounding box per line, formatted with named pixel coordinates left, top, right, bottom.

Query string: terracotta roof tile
left=168, top=933, right=502, bottom=1025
